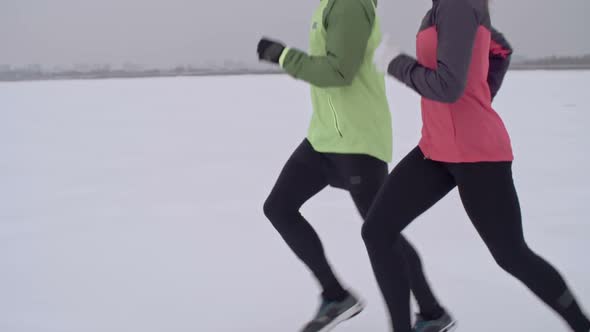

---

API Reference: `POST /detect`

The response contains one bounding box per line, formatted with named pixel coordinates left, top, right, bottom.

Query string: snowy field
left=1, top=71, right=589, bottom=332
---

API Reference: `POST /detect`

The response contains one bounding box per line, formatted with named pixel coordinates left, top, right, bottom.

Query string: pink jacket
left=388, top=0, right=514, bottom=162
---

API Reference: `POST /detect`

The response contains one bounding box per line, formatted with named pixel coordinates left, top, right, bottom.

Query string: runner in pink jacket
left=362, top=0, right=590, bottom=331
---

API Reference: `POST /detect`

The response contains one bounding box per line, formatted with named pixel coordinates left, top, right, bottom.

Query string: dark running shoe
left=301, top=293, right=364, bottom=332
left=413, top=312, right=457, bottom=332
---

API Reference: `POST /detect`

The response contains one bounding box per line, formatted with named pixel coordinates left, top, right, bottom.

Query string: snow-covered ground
left=1, top=71, right=589, bottom=332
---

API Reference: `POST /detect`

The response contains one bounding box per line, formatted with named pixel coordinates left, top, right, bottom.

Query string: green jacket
left=279, top=0, right=392, bottom=162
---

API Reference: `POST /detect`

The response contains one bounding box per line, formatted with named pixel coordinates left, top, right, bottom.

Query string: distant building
left=122, top=63, right=144, bottom=72
left=26, top=64, right=42, bottom=73
left=0, top=64, right=10, bottom=72
left=50, top=65, right=68, bottom=73
left=97, top=64, right=111, bottom=72
left=74, top=63, right=93, bottom=73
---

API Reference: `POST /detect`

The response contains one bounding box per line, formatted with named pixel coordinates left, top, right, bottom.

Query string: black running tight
left=263, top=139, right=443, bottom=317
left=362, top=146, right=590, bottom=332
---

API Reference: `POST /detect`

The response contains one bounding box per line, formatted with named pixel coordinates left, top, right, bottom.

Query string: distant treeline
left=511, top=54, right=590, bottom=70
left=1, top=55, right=590, bottom=82
left=0, top=66, right=283, bottom=82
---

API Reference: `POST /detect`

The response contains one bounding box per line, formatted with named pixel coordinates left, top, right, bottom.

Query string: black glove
left=257, top=37, right=286, bottom=64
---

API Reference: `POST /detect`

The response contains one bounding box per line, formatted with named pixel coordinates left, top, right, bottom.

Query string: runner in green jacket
left=257, top=1, right=453, bottom=331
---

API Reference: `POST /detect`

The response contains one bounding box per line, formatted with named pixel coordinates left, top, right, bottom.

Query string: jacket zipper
left=328, top=97, right=343, bottom=138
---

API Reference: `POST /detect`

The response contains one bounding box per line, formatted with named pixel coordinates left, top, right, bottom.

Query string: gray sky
left=1, top=0, right=589, bottom=68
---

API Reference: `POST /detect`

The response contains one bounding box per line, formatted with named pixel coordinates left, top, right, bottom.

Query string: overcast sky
left=1, top=0, right=589, bottom=68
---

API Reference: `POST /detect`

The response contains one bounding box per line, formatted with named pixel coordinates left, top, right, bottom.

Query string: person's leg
left=361, top=147, right=456, bottom=332
left=263, top=139, right=346, bottom=301
left=451, top=162, right=590, bottom=332
left=336, top=153, right=445, bottom=319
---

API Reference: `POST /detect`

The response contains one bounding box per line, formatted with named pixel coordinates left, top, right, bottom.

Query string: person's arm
left=488, top=27, right=513, bottom=99
left=387, top=0, right=479, bottom=103
left=280, top=0, right=375, bottom=87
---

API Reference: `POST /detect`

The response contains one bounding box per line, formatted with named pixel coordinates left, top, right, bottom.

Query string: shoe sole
left=313, top=300, right=365, bottom=332
left=440, top=319, right=457, bottom=332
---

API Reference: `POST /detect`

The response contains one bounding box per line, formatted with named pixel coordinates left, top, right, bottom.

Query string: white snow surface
left=1, top=72, right=589, bottom=332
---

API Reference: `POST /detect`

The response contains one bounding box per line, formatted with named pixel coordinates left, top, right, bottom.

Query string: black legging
left=264, top=139, right=443, bottom=317
left=362, top=146, right=590, bottom=332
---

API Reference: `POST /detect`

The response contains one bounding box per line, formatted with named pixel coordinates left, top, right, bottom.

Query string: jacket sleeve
left=280, top=0, right=374, bottom=88
left=387, top=0, right=479, bottom=103
left=488, top=27, right=512, bottom=99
